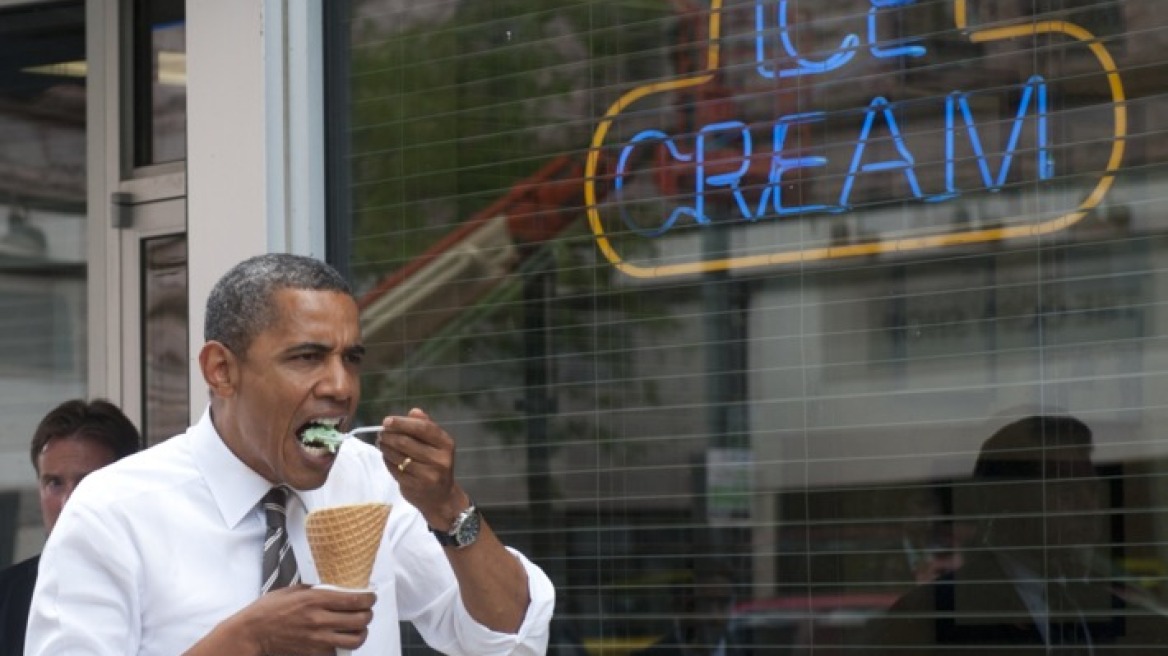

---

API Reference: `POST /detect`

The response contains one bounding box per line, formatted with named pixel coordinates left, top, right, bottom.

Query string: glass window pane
left=329, top=1, right=1168, bottom=653
left=133, top=0, right=186, bottom=166
left=141, top=234, right=187, bottom=446
left=0, top=1, right=87, bottom=566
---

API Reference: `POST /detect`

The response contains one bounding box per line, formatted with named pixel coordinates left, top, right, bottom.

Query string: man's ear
left=199, top=341, right=239, bottom=399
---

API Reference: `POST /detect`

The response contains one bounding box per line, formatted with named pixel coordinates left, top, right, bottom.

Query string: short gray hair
left=204, top=253, right=352, bottom=355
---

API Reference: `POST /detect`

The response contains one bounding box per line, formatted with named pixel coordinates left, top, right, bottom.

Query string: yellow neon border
left=583, top=0, right=1127, bottom=278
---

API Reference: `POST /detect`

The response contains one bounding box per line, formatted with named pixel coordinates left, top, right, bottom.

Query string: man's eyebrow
left=285, top=342, right=331, bottom=355
left=283, top=342, right=366, bottom=357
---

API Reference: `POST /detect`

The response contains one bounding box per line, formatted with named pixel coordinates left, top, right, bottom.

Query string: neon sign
left=584, top=0, right=1127, bottom=278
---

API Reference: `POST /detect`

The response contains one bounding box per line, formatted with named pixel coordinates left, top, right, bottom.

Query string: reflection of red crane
left=357, top=153, right=612, bottom=367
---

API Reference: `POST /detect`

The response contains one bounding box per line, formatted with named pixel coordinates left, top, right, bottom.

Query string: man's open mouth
left=297, top=418, right=345, bottom=454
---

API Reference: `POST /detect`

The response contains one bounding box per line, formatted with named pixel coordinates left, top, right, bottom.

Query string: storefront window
left=0, top=1, right=87, bottom=566
left=330, top=1, right=1168, bottom=653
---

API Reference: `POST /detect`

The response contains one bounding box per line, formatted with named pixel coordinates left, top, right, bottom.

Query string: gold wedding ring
left=398, top=456, right=412, bottom=473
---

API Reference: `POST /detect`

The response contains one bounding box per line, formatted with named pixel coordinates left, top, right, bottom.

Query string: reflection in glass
left=0, top=1, right=87, bottom=566
left=331, top=1, right=1168, bottom=653
left=134, top=0, right=186, bottom=165
left=142, top=235, right=188, bottom=445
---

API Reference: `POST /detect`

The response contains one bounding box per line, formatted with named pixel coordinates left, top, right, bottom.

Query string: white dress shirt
left=25, top=409, right=554, bottom=656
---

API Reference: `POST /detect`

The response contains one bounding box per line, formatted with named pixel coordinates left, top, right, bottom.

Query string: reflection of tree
left=348, top=0, right=676, bottom=290
left=349, top=0, right=683, bottom=463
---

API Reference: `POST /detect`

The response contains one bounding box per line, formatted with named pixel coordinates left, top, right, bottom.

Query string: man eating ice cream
left=26, top=253, right=554, bottom=655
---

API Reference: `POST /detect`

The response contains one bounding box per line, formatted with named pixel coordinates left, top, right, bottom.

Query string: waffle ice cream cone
left=306, top=502, right=392, bottom=589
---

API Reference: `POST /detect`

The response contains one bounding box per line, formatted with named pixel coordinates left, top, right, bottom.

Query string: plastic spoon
left=343, top=426, right=384, bottom=442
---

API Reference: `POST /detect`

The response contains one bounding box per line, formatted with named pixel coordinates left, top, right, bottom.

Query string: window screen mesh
left=329, top=1, right=1168, bottom=653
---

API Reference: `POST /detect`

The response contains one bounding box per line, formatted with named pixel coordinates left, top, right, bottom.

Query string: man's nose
left=318, top=357, right=355, bottom=400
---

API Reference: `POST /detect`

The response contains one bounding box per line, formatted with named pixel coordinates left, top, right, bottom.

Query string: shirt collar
left=190, top=407, right=288, bottom=529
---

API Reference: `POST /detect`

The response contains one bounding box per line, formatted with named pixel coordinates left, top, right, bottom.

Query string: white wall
left=185, top=0, right=325, bottom=422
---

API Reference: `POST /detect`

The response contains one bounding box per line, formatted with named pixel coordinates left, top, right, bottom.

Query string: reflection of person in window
left=866, top=415, right=1168, bottom=654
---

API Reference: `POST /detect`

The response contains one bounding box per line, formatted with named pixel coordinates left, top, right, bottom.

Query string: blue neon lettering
left=839, top=97, right=924, bottom=209
left=944, top=75, right=1051, bottom=193
left=758, top=112, right=833, bottom=216
left=616, top=130, right=698, bottom=237
left=868, top=0, right=926, bottom=59
left=699, top=121, right=754, bottom=220
left=613, top=84, right=1055, bottom=236
left=756, top=0, right=859, bottom=79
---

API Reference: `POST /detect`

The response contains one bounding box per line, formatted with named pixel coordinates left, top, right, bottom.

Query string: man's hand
left=377, top=408, right=468, bottom=529
left=184, top=585, right=376, bottom=656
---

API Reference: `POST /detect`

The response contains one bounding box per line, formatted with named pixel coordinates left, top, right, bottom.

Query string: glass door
left=106, top=0, right=188, bottom=445
left=118, top=194, right=186, bottom=445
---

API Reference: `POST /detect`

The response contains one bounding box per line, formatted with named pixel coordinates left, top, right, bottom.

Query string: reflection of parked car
left=726, top=593, right=899, bottom=654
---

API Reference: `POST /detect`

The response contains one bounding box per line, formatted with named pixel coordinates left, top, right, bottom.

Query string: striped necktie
left=261, top=486, right=300, bottom=593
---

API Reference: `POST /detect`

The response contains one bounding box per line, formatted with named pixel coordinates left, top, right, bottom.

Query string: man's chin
left=282, top=446, right=337, bottom=489
left=283, top=472, right=330, bottom=491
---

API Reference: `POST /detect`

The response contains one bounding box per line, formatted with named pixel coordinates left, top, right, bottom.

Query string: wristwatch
left=431, top=501, right=481, bottom=549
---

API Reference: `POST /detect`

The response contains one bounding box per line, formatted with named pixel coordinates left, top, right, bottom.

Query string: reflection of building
left=142, top=236, right=188, bottom=445
left=0, top=210, right=46, bottom=259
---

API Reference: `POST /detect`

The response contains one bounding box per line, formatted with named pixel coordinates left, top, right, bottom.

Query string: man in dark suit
left=0, top=399, right=140, bottom=654
left=866, top=415, right=1168, bottom=654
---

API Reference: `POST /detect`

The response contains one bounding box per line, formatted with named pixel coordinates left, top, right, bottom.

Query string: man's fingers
left=252, top=587, right=375, bottom=655
left=379, top=412, right=454, bottom=468
left=316, top=588, right=376, bottom=611
left=384, top=413, right=447, bottom=448
left=332, top=627, right=370, bottom=650
left=323, top=608, right=375, bottom=635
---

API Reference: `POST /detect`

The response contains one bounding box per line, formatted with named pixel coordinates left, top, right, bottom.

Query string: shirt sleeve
left=24, top=501, right=141, bottom=656
left=392, top=507, right=555, bottom=656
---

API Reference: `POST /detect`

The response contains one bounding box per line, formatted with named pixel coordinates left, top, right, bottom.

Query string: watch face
left=454, top=508, right=481, bottom=547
